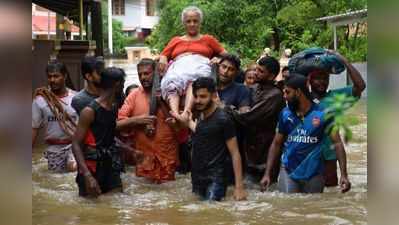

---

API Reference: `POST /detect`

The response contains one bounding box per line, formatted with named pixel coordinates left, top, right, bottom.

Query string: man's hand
left=326, top=49, right=348, bottom=64
left=214, top=93, right=225, bottom=108
left=159, top=62, right=167, bottom=75
left=134, top=115, right=157, bottom=126
left=165, top=117, right=180, bottom=131
left=84, top=174, right=101, bottom=198
left=210, top=56, right=221, bottom=65
left=133, top=150, right=144, bottom=164
left=233, top=186, right=247, bottom=201
left=159, top=55, right=168, bottom=75
left=339, top=176, right=351, bottom=193
left=165, top=117, right=177, bottom=126
left=260, top=174, right=271, bottom=192
left=170, top=110, right=191, bottom=124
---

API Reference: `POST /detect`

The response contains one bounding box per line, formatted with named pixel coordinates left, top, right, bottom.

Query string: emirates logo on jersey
left=312, top=117, right=321, bottom=127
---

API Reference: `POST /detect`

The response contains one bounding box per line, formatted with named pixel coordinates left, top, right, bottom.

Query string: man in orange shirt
left=117, top=58, right=179, bottom=183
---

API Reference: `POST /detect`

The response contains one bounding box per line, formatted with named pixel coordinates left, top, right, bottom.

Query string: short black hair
left=125, top=84, right=139, bottom=96
left=219, top=53, right=241, bottom=71
left=99, top=67, right=126, bottom=89
left=81, top=56, right=105, bottom=80
left=258, top=56, right=280, bottom=77
left=284, top=73, right=312, bottom=99
left=137, top=58, right=156, bottom=71
left=282, top=66, right=289, bottom=72
left=192, top=77, right=216, bottom=94
left=46, top=59, right=68, bottom=76
left=46, top=59, right=75, bottom=90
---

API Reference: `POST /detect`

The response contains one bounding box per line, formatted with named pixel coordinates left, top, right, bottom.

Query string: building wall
left=329, top=62, right=367, bottom=98
left=112, top=0, right=159, bottom=30
left=139, top=0, right=159, bottom=29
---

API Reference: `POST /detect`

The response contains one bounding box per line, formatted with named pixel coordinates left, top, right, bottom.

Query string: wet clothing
left=71, top=89, right=97, bottom=115
left=314, top=86, right=355, bottom=187
left=226, top=81, right=285, bottom=181
left=76, top=159, right=122, bottom=196
left=315, top=86, right=354, bottom=161
left=218, top=82, right=251, bottom=110
left=191, top=108, right=236, bottom=200
left=32, top=89, right=78, bottom=141
left=118, top=87, right=179, bottom=182
left=192, top=181, right=227, bottom=201
left=44, top=144, right=74, bottom=172
left=32, top=89, right=77, bottom=172
left=278, top=167, right=324, bottom=193
left=76, top=100, right=123, bottom=196
left=161, top=54, right=212, bottom=100
left=160, top=35, right=224, bottom=101
left=278, top=103, right=330, bottom=181
left=218, top=82, right=251, bottom=185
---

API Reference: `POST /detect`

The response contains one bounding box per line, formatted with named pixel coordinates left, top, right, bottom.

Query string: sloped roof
left=317, top=9, right=367, bottom=25
left=32, top=0, right=97, bottom=20
left=32, top=15, right=80, bottom=33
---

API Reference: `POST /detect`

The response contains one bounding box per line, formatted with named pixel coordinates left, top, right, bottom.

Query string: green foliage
left=324, top=94, right=360, bottom=142
left=338, top=36, right=367, bottom=62
left=149, top=0, right=367, bottom=66
left=101, top=0, right=138, bottom=55
left=111, top=19, right=127, bottom=55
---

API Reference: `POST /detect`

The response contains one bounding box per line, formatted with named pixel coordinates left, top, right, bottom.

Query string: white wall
left=329, top=62, right=367, bottom=98
left=112, top=0, right=159, bottom=30
left=139, top=0, right=159, bottom=29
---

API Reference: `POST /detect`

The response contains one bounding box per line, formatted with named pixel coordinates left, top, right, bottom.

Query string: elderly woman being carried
left=159, top=6, right=227, bottom=121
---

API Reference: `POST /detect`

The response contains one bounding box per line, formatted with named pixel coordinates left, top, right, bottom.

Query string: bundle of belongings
left=288, top=47, right=345, bottom=76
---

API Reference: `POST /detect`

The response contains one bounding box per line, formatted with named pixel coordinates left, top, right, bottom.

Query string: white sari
left=160, top=54, right=211, bottom=99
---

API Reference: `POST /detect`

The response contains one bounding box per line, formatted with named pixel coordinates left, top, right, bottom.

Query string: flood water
left=33, top=60, right=367, bottom=225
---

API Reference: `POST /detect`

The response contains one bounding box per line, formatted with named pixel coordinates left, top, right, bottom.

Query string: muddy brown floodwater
left=33, top=60, right=367, bottom=225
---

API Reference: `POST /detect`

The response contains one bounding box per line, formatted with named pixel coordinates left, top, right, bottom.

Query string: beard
left=49, top=84, right=60, bottom=92
left=312, top=87, right=327, bottom=97
left=287, top=96, right=300, bottom=112
left=195, top=99, right=213, bottom=112
left=93, top=80, right=103, bottom=89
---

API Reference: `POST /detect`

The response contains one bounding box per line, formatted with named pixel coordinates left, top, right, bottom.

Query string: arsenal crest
left=312, top=117, right=321, bottom=127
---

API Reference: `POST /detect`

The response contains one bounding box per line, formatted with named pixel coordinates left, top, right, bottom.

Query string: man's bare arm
left=116, top=115, right=157, bottom=131
left=330, top=131, right=351, bottom=193
left=329, top=50, right=366, bottom=97
left=226, top=136, right=247, bottom=200
left=260, top=133, right=285, bottom=191
left=32, top=128, right=39, bottom=149
left=72, top=107, right=95, bottom=176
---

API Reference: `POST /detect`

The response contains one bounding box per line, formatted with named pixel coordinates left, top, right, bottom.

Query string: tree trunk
left=345, top=24, right=350, bottom=42
left=272, top=27, right=280, bottom=52
left=352, top=22, right=360, bottom=49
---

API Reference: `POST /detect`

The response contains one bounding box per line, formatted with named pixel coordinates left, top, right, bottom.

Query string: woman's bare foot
left=170, top=110, right=190, bottom=124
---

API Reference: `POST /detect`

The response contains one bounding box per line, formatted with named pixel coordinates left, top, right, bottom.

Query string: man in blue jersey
left=260, top=74, right=351, bottom=193
left=308, top=50, right=365, bottom=187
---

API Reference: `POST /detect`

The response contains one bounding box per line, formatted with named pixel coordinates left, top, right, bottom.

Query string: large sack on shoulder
left=288, top=47, right=345, bottom=76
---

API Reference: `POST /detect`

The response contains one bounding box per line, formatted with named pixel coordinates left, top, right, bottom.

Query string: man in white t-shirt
left=32, top=60, right=78, bottom=172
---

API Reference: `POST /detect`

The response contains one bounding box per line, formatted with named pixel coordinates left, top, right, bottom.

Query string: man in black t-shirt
left=71, top=56, right=105, bottom=115
left=72, top=67, right=126, bottom=198
left=173, top=77, right=247, bottom=201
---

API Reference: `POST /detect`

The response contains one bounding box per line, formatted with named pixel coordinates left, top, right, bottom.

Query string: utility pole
left=79, top=0, right=84, bottom=40
left=108, top=0, right=113, bottom=54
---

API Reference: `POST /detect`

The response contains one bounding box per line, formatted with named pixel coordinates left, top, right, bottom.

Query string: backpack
left=288, top=47, right=345, bottom=76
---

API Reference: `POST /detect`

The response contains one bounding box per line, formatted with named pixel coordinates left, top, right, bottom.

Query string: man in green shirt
left=308, top=50, right=366, bottom=186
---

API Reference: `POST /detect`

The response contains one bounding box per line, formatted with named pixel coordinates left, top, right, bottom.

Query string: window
left=146, top=0, right=156, bottom=16
left=112, top=0, right=125, bottom=16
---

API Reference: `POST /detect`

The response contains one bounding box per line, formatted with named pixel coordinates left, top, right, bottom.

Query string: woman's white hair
left=181, top=6, right=203, bottom=23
